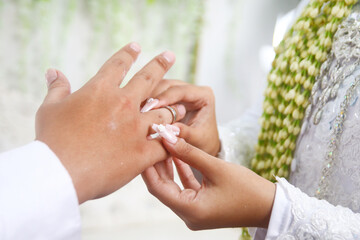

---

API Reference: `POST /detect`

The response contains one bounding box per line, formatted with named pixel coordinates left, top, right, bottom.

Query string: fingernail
left=177, top=104, right=186, bottom=117
left=166, top=124, right=180, bottom=136
left=162, top=51, right=175, bottom=63
left=45, top=68, right=57, bottom=87
left=158, top=125, right=178, bottom=144
left=130, top=42, right=141, bottom=52
left=141, top=98, right=159, bottom=113
left=147, top=133, right=160, bottom=140
left=151, top=124, right=178, bottom=143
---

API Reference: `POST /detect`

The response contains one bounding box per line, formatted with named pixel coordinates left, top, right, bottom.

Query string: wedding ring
left=164, top=106, right=177, bottom=124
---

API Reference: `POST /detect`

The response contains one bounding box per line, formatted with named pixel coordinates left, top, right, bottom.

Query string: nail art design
left=166, top=124, right=180, bottom=136
left=140, top=98, right=159, bottom=113
left=150, top=123, right=180, bottom=144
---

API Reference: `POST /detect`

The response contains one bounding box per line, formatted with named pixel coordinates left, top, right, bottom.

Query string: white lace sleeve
left=264, top=177, right=360, bottom=239
left=218, top=101, right=261, bottom=168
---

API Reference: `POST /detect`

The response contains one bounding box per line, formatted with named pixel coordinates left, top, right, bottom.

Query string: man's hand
left=36, top=43, right=185, bottom=204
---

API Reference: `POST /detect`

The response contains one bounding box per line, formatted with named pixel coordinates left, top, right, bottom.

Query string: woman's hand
left=142, top=137, right=276, bottom=230
left=146, top=80, right=220, bottom=156
left=36, top=43, right=185, bottom=204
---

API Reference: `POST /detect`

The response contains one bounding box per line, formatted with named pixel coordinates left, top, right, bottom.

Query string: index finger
left=141, top=167, right=183, bottom=207
left=125, top=51, right=176, bottom=102
left=163, top=138, right=221, bottom=178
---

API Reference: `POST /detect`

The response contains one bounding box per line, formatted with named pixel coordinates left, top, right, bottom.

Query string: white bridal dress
left=219, top=0, right=360, bottom=239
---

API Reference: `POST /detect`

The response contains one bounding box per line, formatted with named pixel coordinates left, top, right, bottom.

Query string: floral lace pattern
left=276, top=178, right=360, bottom=239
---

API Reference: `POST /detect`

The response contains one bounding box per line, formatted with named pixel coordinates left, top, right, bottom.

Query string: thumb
left=43, top=68, right=71, bottom=104
left=163, top=138, right=220, bottom=177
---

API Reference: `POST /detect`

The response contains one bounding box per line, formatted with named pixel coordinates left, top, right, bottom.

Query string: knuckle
left=202, top=86, right=214, bottom=97
left=87, top=79, right=106, bottom=94
left=118, top=94, right=137, bottom=112
left=156, top=111, right=166, bottom=123
left=186, top=222, right=200, bottom=231
left=109, top=58, right=126, bottom=68
left=159, top=80, right=170, bottom=90
left=146, top=183, right=156, bottom=195
left=168, top=85, right=182, bottom=94
left=50, top=80, right=70, bottom=91
left=155, top=56, right=169, bottom=71
left=136, top=71, right=153, bottom=82
left=177, top=141, right=193, bottom=155
left=185, top=212, right=204, bottom=231
left=201, top=86, right=215, bottom=103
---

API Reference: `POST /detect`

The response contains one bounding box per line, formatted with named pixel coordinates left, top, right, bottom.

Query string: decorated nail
left=141, top=98, right=159, bottom=113
left=166, top=124, right=180, bottom=136
left=157, top=124, right=177, bottom=144
left=148, top=133, right=160, bottom=140
left=149, top=124, right=179, bottom=144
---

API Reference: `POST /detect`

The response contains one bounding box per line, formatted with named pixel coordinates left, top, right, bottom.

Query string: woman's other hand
left=35, top=43, right=185, bottom=204
left=142, top=137, right=276, bottom=230
left=147, top=80, right=220, bottom=156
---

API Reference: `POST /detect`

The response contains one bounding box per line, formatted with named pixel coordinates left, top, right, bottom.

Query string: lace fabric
left=276, top=178, right=360, bottom=240
left=219, top=3, right=360, bottom=239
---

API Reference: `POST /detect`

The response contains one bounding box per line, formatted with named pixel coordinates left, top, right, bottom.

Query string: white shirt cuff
left=0, top=141, right=81, bottom=240
left=253, top=180, right=292, bottom=240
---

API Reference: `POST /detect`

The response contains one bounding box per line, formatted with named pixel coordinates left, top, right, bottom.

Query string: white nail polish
left=162, top=51, right=175, bottom=63
left=149, top=133, right=160, bottom=139
left=141, top=98, right=159, bottom=113
left=130, top=42, right=141, bottom=52
left=166, top=124, right=180, bottom=136
left=158, top=124, right=177, bottom=144
left=149, top=123, right=179, bottom=143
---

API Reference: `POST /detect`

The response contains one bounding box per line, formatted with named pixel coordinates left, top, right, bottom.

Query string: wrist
left=256, top=177, right=276, bottom=228
left=239, top=167, right=276, bottom=228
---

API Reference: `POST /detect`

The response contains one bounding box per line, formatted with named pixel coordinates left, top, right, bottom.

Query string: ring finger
left=144, top=103, right=186, bottom=127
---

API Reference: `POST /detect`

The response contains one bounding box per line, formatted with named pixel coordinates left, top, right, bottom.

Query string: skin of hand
left=142, top=137, right=276, bottom=230
left=35, top=43, right=186, bottom=204
left=150, top=81, right=220, bottom=156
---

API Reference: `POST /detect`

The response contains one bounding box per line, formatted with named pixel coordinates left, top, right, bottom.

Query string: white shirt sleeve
left=0, top=141, right=81, bottom=240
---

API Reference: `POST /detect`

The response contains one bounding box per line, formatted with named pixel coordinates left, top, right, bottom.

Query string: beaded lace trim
left=300, top=9, right=360, bottom=199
